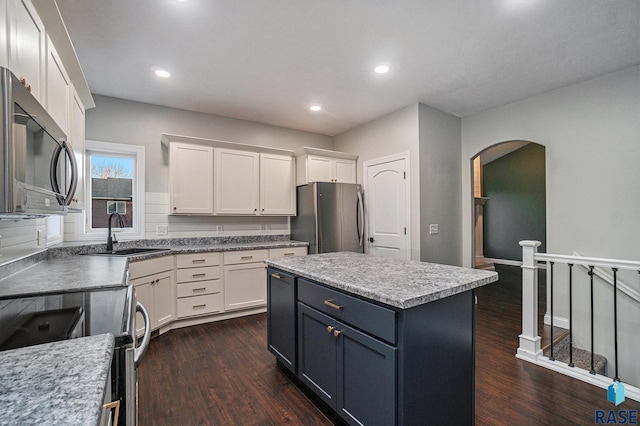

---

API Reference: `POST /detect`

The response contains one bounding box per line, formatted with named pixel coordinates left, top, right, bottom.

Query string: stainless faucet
left=107, top=212, right=125, bottom=252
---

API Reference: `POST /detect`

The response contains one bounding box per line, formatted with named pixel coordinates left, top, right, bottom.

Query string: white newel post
left=516, top=240, right=542, bottom=361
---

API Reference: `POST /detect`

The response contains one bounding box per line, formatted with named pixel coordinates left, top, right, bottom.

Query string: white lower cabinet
left=128, top=247, right=307, bottom=333
left=129, top=256, right=176, bottom=337
left=223, top=249, right=269, bottom=311
left=175, top=252, right=222, bottom=318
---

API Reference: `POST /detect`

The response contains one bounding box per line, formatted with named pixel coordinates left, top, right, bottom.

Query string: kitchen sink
left=89, top=247, right=171, bottom=256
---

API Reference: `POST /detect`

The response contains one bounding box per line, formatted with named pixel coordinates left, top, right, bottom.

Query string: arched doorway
left=471, top=141, right=546, bottom=269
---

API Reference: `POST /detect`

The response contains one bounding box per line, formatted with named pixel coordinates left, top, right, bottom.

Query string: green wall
left=483, top=143, right=546, bottom=261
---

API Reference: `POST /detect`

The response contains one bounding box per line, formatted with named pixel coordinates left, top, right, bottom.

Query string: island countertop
left=265, top=251, right=498, bottom=309
left=0, top=333, right=114, bottom=426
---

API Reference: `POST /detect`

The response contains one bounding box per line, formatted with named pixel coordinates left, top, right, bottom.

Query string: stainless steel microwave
left=0, top=66, right=78, bottom=218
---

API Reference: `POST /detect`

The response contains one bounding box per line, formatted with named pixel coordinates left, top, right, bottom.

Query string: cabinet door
left=260, top=153, right=295, bottom=215
left=267, top=269, right=297, bottom=373
left=133, top=279, right=153, bottom=338
left=8, top=0, right=45, bottom=102
left=152, top=272, right=175, bottom=329
left=337, top=321, right=397, bottom=426
left=223, top=262, right=266, bottom=311
left=214, top=149, right=259, bottom=215
left=333, top=159, right=356, bottom=183
left=45, top=36, right=70, bottom=133
left=69, top=90, right=85, bottom=206
left=297, top=303, right=337, bottom=409
left=307, top=156, right=333, bottom=183
left=170, top=143, right=214, bottom=214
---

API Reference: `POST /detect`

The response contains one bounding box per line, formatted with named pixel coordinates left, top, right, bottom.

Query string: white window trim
left=75, top=140, right=145, bottom=241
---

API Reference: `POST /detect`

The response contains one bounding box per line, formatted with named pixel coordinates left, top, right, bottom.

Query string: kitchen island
left=265, top=252, right=498, bottom=426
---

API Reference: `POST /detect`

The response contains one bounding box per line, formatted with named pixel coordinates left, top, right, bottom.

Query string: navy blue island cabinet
left=266, top=266, right=476, bottom=426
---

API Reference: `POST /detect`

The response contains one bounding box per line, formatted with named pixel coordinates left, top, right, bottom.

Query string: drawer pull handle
left=327, top=326, right=334, bottom=333
left=271, top=273, right=282, bottom=279
left=333, top=329, right=342, bottom=337
left=192, top=273, right=206, bottom=278
left=192, top=259, right=206, bottom=264
left=241, top=256, right=253, bottom=260
left=283, top=253, right=294, bottom=256
left=193, top=304, right=206, bottom=309
left=324, top=299, right=343, bottom=310
left=192, top=287, right=206, bottom=292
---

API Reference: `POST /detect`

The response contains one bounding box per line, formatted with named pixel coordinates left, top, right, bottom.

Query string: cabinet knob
left=327, top=325, right=334, bottom=333
left=333, top=329, right=342, bottom=337
left=173, top=207, right=177, bottom=210
left=254, top=208, right=257, bottom=212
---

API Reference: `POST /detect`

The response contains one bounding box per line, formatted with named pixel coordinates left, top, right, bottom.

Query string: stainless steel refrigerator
left=291, top=182, right=364, bottom=254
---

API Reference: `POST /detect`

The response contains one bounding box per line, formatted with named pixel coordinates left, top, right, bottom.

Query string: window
left=78, top=140, right=145, bottom=240
left=107, top=201, right=127, bottom=215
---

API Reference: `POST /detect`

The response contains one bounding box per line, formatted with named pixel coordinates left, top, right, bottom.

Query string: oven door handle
left=134, top=301, right=151, bottom=368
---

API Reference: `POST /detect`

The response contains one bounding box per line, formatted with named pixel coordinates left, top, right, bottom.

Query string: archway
left=471, top=140, right=546, bottom=269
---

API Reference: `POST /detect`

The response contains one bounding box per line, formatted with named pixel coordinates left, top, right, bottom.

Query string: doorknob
left=368, top=237, right=375, bottom=243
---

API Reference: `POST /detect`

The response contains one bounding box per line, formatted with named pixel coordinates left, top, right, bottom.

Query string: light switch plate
left=429, top=224, right=439, bottom=235
left=157, top=225, right=168, bottom=236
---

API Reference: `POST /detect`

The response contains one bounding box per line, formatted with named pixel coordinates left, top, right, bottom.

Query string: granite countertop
left=0, top=238, right=307, bottom=298
left=265, top=252, right=498, bottom=309
left=0, top=333, right=115, bottom=426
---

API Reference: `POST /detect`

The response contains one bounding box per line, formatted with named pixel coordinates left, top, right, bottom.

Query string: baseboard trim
left=485, top=258, right=521, bottom=267
left=543, top=313, right=570, bottom=329
left=517, top=355, right=640, bottom=402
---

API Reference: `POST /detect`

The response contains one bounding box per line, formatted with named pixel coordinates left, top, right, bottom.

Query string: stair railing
left=517, top=240, right=640, bottom=402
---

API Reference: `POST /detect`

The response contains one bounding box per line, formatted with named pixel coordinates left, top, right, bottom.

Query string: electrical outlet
left=216, top=225, right=223, bottom=234
left=429, top=224, right=439, bottom=235
left=157, top=225, right=168, bottom=236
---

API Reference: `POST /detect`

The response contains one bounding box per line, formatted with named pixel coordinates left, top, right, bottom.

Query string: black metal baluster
left=549, top=261, right=555, bottom=361
left=589, top=265, right=596, bottom=375
left=613, top=268, right=619, bottom=382
left=568, top=263, right=574, bottom=367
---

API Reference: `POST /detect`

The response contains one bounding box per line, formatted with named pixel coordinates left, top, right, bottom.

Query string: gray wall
left=334, top=104, right=422, bottom=260
left=418, top=103, right=462, bottom=266
left=482, top=143, right=546, bottom=261
left=86, top=95, right=334, bottom=193
left=460, top=65, right=640, bottom=387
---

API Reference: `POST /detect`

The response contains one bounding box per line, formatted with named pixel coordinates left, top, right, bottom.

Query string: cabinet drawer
left=223, top=249, right=269, bottom=265
left=298, top=278, right=396, bottom=344
left=269, top=247, right=307, bottom=259
left=176, top=280, right=221, bottom=298
left=176, top=266, right=220, bottom=283
left=177, top=293, right=222, bottom=318
left=129, top=256, right=174, bottom=279
left=176, top=252, right=221, bottom=268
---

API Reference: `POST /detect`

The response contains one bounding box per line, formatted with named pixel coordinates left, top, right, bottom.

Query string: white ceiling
left=55, top=0, right=640, bottom=136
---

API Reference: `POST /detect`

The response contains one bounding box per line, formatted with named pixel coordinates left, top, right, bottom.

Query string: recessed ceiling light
left=154, top=69, right=171, bottom=78
left=374, top=65, right=390, bottom=74
left=309, top=105, right=322, bottom=112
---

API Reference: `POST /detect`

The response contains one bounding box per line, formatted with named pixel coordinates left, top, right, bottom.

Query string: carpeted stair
left=543, top=331, right=607, bottom=376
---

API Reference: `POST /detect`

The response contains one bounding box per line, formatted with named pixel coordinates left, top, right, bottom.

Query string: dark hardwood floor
left=138, top=264, right=640, bottom=425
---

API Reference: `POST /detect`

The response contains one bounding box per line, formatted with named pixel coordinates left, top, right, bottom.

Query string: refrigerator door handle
left=357, top=190, right=364, bottom=247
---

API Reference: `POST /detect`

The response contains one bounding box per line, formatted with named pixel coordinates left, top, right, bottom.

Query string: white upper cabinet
left=68, top=88, right=85, bottom=207
left=45, top=35, right=70, bottom=133
left=8, top=0, right=45, bottom=103
left=214, top=148, right=260, bottom=215
left=170, top=142, right=214, bottom=215
left=260, top=153, right=295, bottom=215
left=296, top=147, right=358, bottom=185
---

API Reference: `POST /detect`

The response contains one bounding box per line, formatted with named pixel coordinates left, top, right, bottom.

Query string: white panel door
left=215, top=149, right=259, bottom=215
left=170, top=143, right=214, bottom=214
left=260, top=153, right=295, bottom=215
left=223, top=263, right=267, bottom=311
left=366, top=157, right=408, bottom=259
